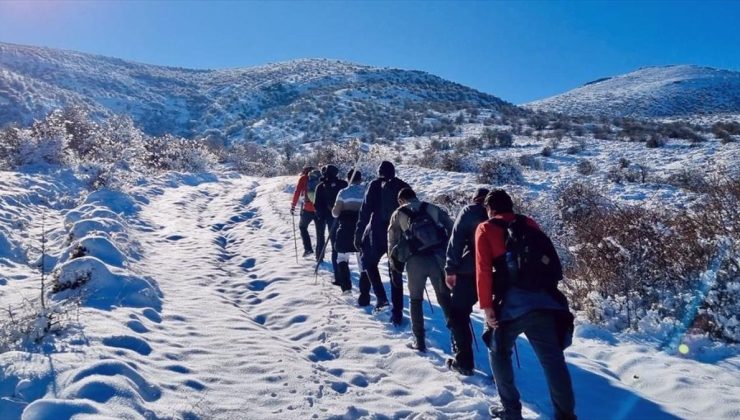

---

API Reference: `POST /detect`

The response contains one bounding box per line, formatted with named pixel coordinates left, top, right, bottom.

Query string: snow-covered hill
left=1, top=163, right=738, bottom=419
left=526, top=65, right=740, bottom=118
left=0, top=42, right=512, bottom=142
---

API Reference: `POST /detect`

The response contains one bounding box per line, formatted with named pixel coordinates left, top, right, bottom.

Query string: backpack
left=305, top=169, right=322, bottom=204
left=399, top=202, right=448, bottom=255
left=489, top=215, right=563, bottom=294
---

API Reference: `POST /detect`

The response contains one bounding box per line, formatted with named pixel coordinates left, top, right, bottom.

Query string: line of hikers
left=291, top=161, right=577, bottom=420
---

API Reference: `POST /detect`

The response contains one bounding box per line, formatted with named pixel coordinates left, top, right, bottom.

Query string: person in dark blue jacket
left=354, top=161, right=410, bottom=325
left=444, top=187, right=489, bottom=375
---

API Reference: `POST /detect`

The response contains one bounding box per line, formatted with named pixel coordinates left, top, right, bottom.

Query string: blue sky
left=1, top=0, right=739, bottom=104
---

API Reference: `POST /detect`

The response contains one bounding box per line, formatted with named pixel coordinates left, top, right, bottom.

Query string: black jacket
left=314, top=167, right=348, bottom=221
left=354, top=176, right=410, bottom=247
left=445, top=202, right=488, bottom=276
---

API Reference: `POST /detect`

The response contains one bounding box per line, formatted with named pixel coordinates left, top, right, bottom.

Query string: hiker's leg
left=336, top=252, right=352, bottom=291
left=523, top=311, right=576, bottom=420
left=406, top=257, right=426, bottom=337
left=315, top=217, right=326, bottom=261
left=364, top=251, right=388, bottom=304
left=450, top=273, right=476, bottom=370
left=489, top=318, right=524, bottom=420
left=298, top=210, right=313, bottom=253
left=428, top=264, right=452, bottom=322
left=389, top=260, right=404, bottom=320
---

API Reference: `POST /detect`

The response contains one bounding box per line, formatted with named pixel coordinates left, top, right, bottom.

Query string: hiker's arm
left=354, top=183, right=374, bottom=244
left=331, top=193, right=343, bottom=218
left=445, top=207, right=467, bottom=275
left=387, top=210, right=402, bottom=256
left=291, top=176, right=306, bottom=209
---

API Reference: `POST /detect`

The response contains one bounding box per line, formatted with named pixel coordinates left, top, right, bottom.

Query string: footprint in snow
left=102, top=335, right=153, bottom=356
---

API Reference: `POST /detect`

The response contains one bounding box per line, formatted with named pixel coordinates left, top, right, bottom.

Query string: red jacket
left=291, top=175, right=315, bottom=212
left=475, top=213, right=540, bottom=310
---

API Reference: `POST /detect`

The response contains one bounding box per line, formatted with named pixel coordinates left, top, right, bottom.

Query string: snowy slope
left=1, top=166, right=739, bottom=419
left=526, top=65, right=740, bottom=118
left=0, top=42, right=511, bottom=142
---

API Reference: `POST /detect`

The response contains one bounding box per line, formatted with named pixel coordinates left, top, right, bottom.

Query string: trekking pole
left=292, top=212, right=298, bottom=263
left=424, top=285, right=434, bottom=313
left=513, top=341, right=521, bottom=369
left=314, top=218, right=338, bottom=276
left=470, top=319, right=480, bottom=353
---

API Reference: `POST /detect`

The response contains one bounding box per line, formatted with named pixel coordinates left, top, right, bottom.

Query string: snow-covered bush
left=476, top=159, right=524, bottom=185
left=577, top=159, right=595, bottom=175
left=557, top=175, right=740, bottom=342
left=606, top=162, right=650, bottom=184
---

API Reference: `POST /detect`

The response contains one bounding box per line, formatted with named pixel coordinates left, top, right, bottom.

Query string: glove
left=290, top=206, right=296, bottom=215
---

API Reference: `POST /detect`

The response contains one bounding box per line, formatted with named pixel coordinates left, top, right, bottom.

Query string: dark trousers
left=449, top=273, right=477, bottom=370
left=362, top=257, right=402, bottom=317
left=488, top=310, right=576, bottom=420
left=316, top=217, right=338, bottom=274
left=298, top=209, right=316, bottom=253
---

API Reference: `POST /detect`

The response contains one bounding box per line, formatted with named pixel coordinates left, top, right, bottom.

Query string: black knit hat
left=484, top=189, right=513, bottom=213
left=378, top=161, right=395, bottom=179
left=347, top=169, right=362, bottom=183
left=473, top=188, right=490, bottom=203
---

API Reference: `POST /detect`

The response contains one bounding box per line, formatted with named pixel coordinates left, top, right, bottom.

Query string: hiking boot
left=390, top=312, right=403, bottom=326
left=489, top=405, right=522, bottom=420
left=302, top=250, right=314, bottom=258
left=373, top=300, right=389, bottom=313
left=406, top=336, right=426, bottom=352
left=446, top=358, right=473, bottom=376
left=357, top=295, right=371, bottom=307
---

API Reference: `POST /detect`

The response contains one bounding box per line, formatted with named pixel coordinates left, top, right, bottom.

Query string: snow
left=1, top=168, right=738, bottom=419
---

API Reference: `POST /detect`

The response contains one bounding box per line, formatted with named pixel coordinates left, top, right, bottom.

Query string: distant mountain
left=526, top=65, right=740, bottom=119
left=0, top=42, right=514, bottom=142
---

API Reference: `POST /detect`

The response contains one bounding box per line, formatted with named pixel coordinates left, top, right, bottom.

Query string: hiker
left=314, top=164, right=348, bottom=280
left=353, top=161, right=410, bottom=324
left=444, top=187, right=489, bottom=375
left=388, top=187, right=454, bottom=351
left=331, top=169, right=365, bottom=293
left=291, top=166, right=321, bottom=258
left=475, top=189, right=576, bottom=420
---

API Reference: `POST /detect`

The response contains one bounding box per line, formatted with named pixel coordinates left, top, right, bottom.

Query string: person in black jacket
left=444, top=187, right=489, bottom=375
left=354, top=161, right=410, bottom=324
left=314, top=165, right=348, bottom=282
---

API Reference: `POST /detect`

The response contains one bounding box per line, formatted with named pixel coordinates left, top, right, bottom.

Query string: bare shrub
left=477, top=159, right=524, bottom=185
left=577, top=159, right=595, bottom=175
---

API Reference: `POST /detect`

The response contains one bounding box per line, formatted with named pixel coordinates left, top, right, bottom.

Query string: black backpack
left=399, top=202, right=448, bottom=255
left=489, top=215, right=563, bottom=294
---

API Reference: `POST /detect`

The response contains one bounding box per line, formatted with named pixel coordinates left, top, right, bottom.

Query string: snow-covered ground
left=1, top=167, right=738, bottom=419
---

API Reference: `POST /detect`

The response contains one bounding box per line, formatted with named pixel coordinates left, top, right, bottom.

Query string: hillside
left=526, top=65, right=740, bottom=118
left=0, top=42, right=513, bottom=142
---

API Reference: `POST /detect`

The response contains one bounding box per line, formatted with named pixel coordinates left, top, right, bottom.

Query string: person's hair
left=301, top=165, right=314, bottom=175
left=347, top=169, right=362, bottom=183
left=473, top=187, right=490, bottom=204
left=484, top=189, right=514, bottom=213
left=397, top=187, right=417, bottom=202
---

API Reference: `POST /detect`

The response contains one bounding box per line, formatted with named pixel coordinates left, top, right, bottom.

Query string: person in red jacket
left=291, top=166, right=318, bottom=257
left=475, top=189, right=576, bottom=420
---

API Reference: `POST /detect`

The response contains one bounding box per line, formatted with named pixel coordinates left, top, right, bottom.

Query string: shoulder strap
left=398, top=205, right=415, bottom=220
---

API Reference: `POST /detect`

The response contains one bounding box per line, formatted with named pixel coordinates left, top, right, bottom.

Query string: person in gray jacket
left=444, top=187, right=489, bottom=375
left=388, top=187, right=454, bottom=352
left=331, top=169, right=366, bottom=293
